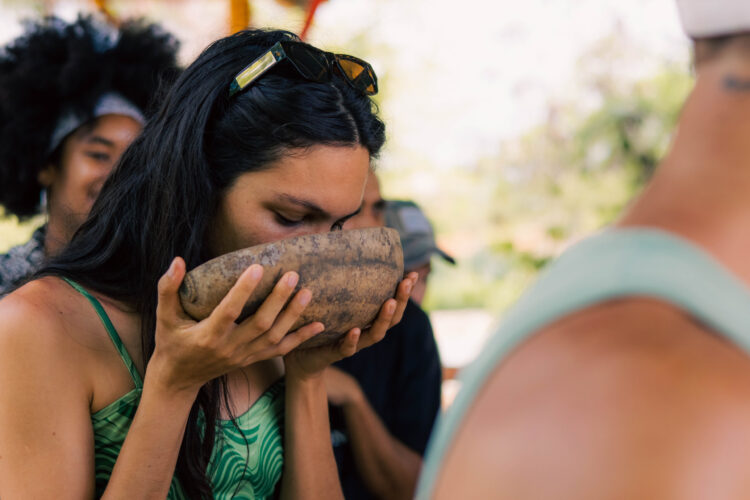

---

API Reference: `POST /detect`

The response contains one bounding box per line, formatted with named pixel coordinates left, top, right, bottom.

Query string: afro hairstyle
left=0, top=14, right=181, bottom=219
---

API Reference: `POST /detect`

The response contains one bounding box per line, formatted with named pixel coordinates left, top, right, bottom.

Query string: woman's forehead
left=229, top=145, right=370, bottom=211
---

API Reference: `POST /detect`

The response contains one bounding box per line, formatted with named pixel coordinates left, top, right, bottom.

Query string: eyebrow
left=279, top=193, right=361, bottom=221
left=84, top=135, right=116, bottom=147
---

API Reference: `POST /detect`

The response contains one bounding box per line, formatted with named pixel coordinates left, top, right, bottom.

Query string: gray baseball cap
left=384, top=200, right=455, bottom=271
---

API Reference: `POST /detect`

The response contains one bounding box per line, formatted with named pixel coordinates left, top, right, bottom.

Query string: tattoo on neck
left=723, top=75, right=750, bottom=92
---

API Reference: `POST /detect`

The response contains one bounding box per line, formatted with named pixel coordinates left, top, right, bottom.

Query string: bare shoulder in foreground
left=435, top=299, right=750, bottom=499
left=0, top=277, right=132, bottom=498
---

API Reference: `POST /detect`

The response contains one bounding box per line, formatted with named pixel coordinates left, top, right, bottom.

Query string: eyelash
left=275, top=213, right=346, bottom=231
left=274, top=213, right=303, bottom=227
left=85, top=152, right=111, bottom=163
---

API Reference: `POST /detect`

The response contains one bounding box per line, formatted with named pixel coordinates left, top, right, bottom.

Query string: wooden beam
left=230, top=0, right=251, bottom=34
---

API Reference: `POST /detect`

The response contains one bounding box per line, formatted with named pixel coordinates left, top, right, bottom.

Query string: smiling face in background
left=209, top=144, right=371, bottom=256
left=38, top=113, right=142, bottom=255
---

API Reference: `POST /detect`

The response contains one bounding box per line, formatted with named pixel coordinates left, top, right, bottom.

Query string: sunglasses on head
left=229, top=40, right=378, bottom=98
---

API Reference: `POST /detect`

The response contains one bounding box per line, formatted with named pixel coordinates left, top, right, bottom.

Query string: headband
left=48, top=92, right=144, bottom=153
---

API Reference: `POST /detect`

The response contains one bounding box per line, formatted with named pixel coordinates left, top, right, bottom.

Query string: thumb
left=156, top=257, right=187, bottom=324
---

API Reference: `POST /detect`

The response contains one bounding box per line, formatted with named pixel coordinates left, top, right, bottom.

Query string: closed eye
left=274, top=212, right=304, bottom=227
left=85, top=151, right=113, bottom=163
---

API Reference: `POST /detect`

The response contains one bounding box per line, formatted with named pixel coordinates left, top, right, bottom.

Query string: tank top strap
left=62, top=277, right=143, bottom=389
left=416, top=227, right=750, bottom=499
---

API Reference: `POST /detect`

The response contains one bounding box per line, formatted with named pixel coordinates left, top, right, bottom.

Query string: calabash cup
left=179, top=227, right=404, bottom=348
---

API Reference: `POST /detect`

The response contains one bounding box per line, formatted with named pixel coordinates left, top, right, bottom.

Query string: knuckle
left=286, top=300, right=305, bottom=316
left=267, top=328, right=286, bottom=345
left=376, top=313, right=390, bottom=326
left=371, top=327, right=387, bottom=342
left=212, top=301, right=240, bottom=322
left=194, top=334, right=215, bottom=352
left=235, top=279, right=256, bottom=298
left=253, top=315, right=274, bottom=332
left=157, top=276, right=170, bottom=295
left=211, top=340, right=236, bottom=364
left=218, top=306, right=241, bottom=324
left=273, top=342, right=292, bottom=357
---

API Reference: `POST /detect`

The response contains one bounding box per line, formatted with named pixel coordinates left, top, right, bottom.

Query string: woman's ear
left=37, top=163, right=56, bottom=188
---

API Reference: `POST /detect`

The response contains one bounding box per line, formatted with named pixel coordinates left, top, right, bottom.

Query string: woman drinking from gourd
left=0, top=28, right=415, bottom=499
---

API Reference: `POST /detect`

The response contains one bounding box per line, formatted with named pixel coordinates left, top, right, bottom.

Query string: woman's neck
left=43, top=216, right=68, bottom=257
left=619, top=53, right=750, bottom=283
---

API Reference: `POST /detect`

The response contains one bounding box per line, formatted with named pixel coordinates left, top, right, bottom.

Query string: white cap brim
left=677, top=0, right=750, bottom=38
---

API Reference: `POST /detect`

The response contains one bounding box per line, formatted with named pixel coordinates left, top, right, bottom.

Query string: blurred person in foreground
left=328, top=171, right=442, bottom=500
left=416, top=1, right=750, bottom=498
left=0, top=15, right=181, bottom=296
left=384, top=199, right=455, bottom=305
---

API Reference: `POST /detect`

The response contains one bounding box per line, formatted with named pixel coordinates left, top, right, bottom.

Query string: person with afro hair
left=0, top=14, right=181, bottom=295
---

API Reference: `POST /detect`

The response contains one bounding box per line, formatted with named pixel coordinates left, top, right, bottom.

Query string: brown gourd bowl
left=178, top=227, right=404, bottom=349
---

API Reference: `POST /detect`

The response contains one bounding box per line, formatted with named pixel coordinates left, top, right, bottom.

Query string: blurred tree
left=422, top=40, right=693, bottom=313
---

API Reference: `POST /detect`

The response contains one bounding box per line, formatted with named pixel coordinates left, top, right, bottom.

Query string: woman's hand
left=284, top=272, right=419, bottom=381
left=147, top=257, right=324, bottom=394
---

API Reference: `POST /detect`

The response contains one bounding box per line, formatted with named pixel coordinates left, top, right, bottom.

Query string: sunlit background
left=0, top=0, right=694, bottom=393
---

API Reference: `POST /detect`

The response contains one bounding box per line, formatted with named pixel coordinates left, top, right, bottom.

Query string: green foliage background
left=409, top=67, right=694, bottom=313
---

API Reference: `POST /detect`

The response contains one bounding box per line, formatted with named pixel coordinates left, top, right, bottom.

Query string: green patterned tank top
left=63, top=278, right=285, bottom=499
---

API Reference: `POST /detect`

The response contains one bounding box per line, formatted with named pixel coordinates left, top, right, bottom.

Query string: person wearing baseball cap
left=385, top=200, right=455, bottom=305
left=417, top=2, right=750, bottom=498
left=325, top=171, right=442, bottom=500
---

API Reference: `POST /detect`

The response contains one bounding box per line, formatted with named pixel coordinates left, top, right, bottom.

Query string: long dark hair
left=40, top=29, right=385, bottom=497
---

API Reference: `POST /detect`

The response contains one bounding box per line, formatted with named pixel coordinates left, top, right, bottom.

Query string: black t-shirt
left=330, top=299, right=442, bottom=500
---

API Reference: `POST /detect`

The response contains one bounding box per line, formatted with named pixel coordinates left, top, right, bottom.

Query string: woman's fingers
left=352, top=272, right=416, bottom=352
left=356, top=299, right=396, bottom=351
left=156, top=257, right=187, bottom=326
left=243, top=271, right=300, bottom=333
left=265, top=321, right=326, bottom=359
left=252, top=288, right=314, bottom=347
left=338, top=329, right=361, bottom=358
left=388, top=272, right=417, bottom=328
left=207, top=264, right=264, bottom=328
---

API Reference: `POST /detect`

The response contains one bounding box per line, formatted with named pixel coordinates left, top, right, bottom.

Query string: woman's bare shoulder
left=0, top=277, right=73, bottom=338
left=0, top=277, right=99, bottom=496
left=434, top=299, right=750, bottom=499
left=0, top=277, right=109, bottom=378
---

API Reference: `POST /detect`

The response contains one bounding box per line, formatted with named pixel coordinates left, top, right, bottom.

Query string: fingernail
left=167, top=259, right=177, bottom=277
left=405, top=281, right=413, bottom=294
left=315, top=323, right=325, bottom=333
left=386, top=301, right=396, bottom=314
left=298, top=289, right=312, bottom=306
left=287, top=272, right=299, bottom=287
left=250, top=265, right=262, bottom=280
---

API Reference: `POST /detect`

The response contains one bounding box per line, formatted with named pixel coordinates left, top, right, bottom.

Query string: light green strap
left=62, top=277, right=143, bottom=389
left=417, top=228, right=750, bottom=499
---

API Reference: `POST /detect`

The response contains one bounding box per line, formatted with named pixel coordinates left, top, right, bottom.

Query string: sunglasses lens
left=337, top=57, right=377, bottom=95
left=283, top=43, right=328, bottom=81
